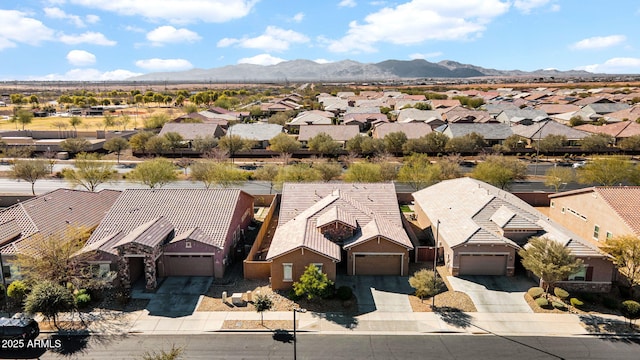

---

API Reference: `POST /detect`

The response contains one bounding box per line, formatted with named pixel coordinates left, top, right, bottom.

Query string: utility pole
left=432, top=219, right=440, bottom=308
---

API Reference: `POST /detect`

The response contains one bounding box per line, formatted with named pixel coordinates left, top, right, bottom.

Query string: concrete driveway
left=338, top=275, right=413, bottom=313
left=145, top=277, right=213, bottom=317
left=447, top=276, right=535, bottom=313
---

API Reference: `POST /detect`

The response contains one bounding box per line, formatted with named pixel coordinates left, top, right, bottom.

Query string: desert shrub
left=7, top=280, right=28, bottom=302
left=553, top=287, right=569, bottom=300
left=570, top=298, right=584, bottom=308
left=602, top=296, right=618, bottom=310
left=287, top=289, right=302, bottom=301
left=552, top=301, right=567, bottom=310
left=75, top=289, right=91, bottom=308
left=535, top=297, right=549, bottom=308
left=336, top=286, right=353, bottom=301
left=621, top=300, right=640, bottom=323
left=527, top=287, right=544, bottom=299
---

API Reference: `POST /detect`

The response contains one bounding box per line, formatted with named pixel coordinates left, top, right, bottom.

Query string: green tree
left=15, top=108, right=33, bottom=130
left=618, top=135, right=640, bottom=151
left=24, top=281, right=74, bottom=329
left=293, top=264, right=334, bottom=301
left=621, top=300, right=640, bottom=327
left=436, top=155, right=463, bottom=180
left=269, top=133, right=301, bottom=164
left=308, top=133, right=341, bottom=157
left=544, top=166, right=575, bottom=192
left=397, top=153, right=441, bottom=190
left=60, top=137, right=90, bottom=155
left=190, top=161, right=248, bottom=189
left=253, top=164, right=279, bottom=182
left=408, top=269, right=445, bottom=301
left=581, top=133, right=614, bottom=152
left=69, top=116, right=82, bottom=132
left=12, top=159, right=49, bottom=195
left=312, top=161, right=343, bottom=182
left=63, top=152, right=116, bottom=191
left=602, top=235, right=640, bottom=298
left=502, top=134, right=526, bottom=152
left=344, top=162, right=382, bottom=182
left=103, top=137, right=130, bottom=164
left=519, top=237, right=583, bottom=294
left=129, top=131, right=155, bottom=155
left=470, top=155, right=527, bottom=189
left=538, top=134, right=567, bottom=154
left=144, top=113, right=171, bottom=129
left=275, top=163, right=322, bottom=185
left=145, top=135, right=170, bottom=156
left=577, top=156, right=637, bottom=185
left=163, top=131, right=185, bottom=154
left=128, top=158, right=178, bottom=189
left=383, top=131, right=408, bottom=154
left=359, top=137, right=385, bottom=156
left=444, top=133, right=486, bottom=153
left=219, top=134, right=253, bottom=160
left=268, top=112, right=290, bottom=126
left=103, top=114, right=116, bottom=131
left=191, top=135, right=218, bottom=154
left=569, top=116, right=585, bottom=127
left=254, top=293, right=274, bottom=326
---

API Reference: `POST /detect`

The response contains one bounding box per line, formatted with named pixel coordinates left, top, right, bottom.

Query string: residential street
left=3, top=334, right=637, bottom=359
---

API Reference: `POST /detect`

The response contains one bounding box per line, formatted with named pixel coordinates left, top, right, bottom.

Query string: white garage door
left=459, top=254, right=507, bottom=276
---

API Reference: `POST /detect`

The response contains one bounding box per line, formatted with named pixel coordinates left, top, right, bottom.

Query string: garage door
left=459, top=254, right=507, bottom=276
left=354, top=254, right=402, bottom=276
left=162, top=255, right=214, bottom=277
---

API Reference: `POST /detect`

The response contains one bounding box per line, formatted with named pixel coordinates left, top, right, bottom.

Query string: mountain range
left=128, top=59, right=594, bottom=82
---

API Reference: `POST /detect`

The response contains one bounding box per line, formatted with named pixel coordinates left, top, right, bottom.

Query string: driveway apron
left=447, top=275, right=535, bottom=313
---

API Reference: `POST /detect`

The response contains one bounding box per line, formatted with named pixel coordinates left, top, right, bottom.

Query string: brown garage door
left=459, top=254, right=507, bottom=276
left=161, top=255, right=214, bottom=277
left=354, top=254, right=402, bottom=276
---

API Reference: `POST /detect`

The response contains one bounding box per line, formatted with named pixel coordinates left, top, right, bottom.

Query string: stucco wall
left=549, top=192, right=634, bottom=245
left=270, top=248, right=336, bottom=291
left=346, top=237, right=410, bottom=276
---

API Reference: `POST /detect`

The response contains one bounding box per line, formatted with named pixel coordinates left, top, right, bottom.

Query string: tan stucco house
left=413, top=178, right=614, bottom=292
left=266, top=183, right=414, bottom=290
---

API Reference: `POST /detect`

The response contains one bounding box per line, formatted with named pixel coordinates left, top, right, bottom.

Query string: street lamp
left=293, top=308, right=307, bottom=360
left=432, top=219, right=440, bottom=308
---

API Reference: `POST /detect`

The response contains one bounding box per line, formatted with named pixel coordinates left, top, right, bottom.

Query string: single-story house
left=495, top=109, right=549, bottom=126
left=79, top=189, right=254, bottom=291
left=582, top=103, right=630, bottom=117
left=159, top=123, right=225, bottom=143
left=372, top=122, right=432, bottom=140
left=266, top=183, right=414, bottom=290
left=342, top=113, right=388, bottom=130
left=575, top=121, right=640, bottom=144
left=511, top=119, right=590, bottom=146
left=297, top=125, right=360, bottom=146
left=227, top=123, right=283, bottom=149
left=436, top=123, right=513, bottom=146
left=442, top=107, right=495, bottom=124
left=413, top=178, right=614, bottom=292
left=0, top=189, right=121, bottom=281
left=548, top=186, right=640, bottom=243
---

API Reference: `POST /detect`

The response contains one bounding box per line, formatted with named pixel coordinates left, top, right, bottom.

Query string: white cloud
left=409, top=52, right=443, bottom=59
left=68, top=0, right=258, bottom=24
left=314, top=59, right=333, bottom=64
left=576, top=58, right=640, bottom=74
left=124, top=25, right=145, bottom=33
left=326, top=0, right=509, bottom=53
left=146, top=26, right=201, bottom=46
left=0, top=10, right=55, bottom=50
left=85, top=14, right=100, bottom=24
left=44, top=7, right=85, bottom=27
left=570, top=35, right=626, bottom=50
left=59, top=31, right=117, bottom=45
left=66, top=49, right=96, bottom=66
left=238, top=54, right=285, bottom=66
left=292, top=12, right=304, bottom=22
left=135, top=58, right=194, bottom=71
left=339, top=0, right=357, bottom=7
left=513, top=0, right=552, bottom=14
left=217, top=26, right=309, bottom=51
left=35, top=68, right=142, bottom=81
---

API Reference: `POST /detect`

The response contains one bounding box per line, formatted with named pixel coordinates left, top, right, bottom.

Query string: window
left=606, top=231, right=613, bottom=240
left=593, top=225, right=600, bottom=240
left=312, top=263, right=323, bottom=273
left=283, top=263, right=293, bottom=282
left=185, top=241, right=192, bottom=249
left=561, top=207, right=565, bottom=214
left=550, top=201, right=555, bottom=208
left=91, top=263, right=111, bottom=278
left=2, top=265, right=10, bottom=278
left=569, top=265, right=592, bottom=281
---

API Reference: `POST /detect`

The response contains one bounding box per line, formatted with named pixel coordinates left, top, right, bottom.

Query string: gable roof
left=0, top=189, right=121, bottom=255
left=114, top=216, right=174, bottom=249
left=297, top=125, right=360, bottom=142
left=413, top=178, right=604, bottom=257
left=289, top=111, right=333, bottom=126
left=511, top=120, right=590, bottom=140
left=438, top=122, right=513, bottom=140
left=266, top=183, right=412, bottom=261
left=159, top=122, right=224, bottom=140
left=575, top=121, right=640, bottom=138
left=228, top=123, right=283, bottom=141
left=397, top=108, right=442, bottom=123
left=372, top=122, right=432, bottom=139
left=85, top=189, right=248, bottom=255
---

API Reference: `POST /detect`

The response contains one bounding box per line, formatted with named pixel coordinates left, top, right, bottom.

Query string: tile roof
left=442, top=107, right=494, bottom=123
left=0, top=189, right=121, bottom=255
left=297, top=125, right=360, bottom=142
left=413, top=178, right=604, bottom=257
left=439, top=123, right=513, bottom=140
left=159, top=122, right=224, bottom=140
left=170, top=227, right=216, bottom=246
left=289, top=112, right=333, bottom=126
left=266, top=183, right=412, bottom=261
left=227, top=123, right=283, bottom=141
left=373, top=122, right=432, bottom=139
left=397, top=109, right=442, bottom=123
left=511, top=120, right=590, bottom=140
left=584, top=103, right=630, bottom=115
left=537, top=104, right=580, bottom=115
left=343, top=113, right=388, bottom=123
left=114, top=216, right=174, bottom=249
left=85, top=189, right=246, bottom=254
left=575, top=121, right=640, bottom=138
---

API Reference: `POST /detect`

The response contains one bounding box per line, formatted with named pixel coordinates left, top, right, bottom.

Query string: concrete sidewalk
left=34, top=309, right=635, bottom=338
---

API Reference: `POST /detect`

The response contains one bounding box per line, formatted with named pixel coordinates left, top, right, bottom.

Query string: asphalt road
left=4, top=334, right=637, bottom=360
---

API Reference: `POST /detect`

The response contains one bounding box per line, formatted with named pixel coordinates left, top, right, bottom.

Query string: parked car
left=0, top=316, right=39, bottom=340
left=572, top=161, right=587, bottom=169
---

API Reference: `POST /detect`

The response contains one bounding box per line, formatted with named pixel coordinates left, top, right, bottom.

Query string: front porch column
left=118, top=256, right=131, bottom=291
left=144, top=254, right=157, bottom=291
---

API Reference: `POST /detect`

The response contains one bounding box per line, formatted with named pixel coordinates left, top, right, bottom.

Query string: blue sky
left=1, top=0, right=640, bottom=80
